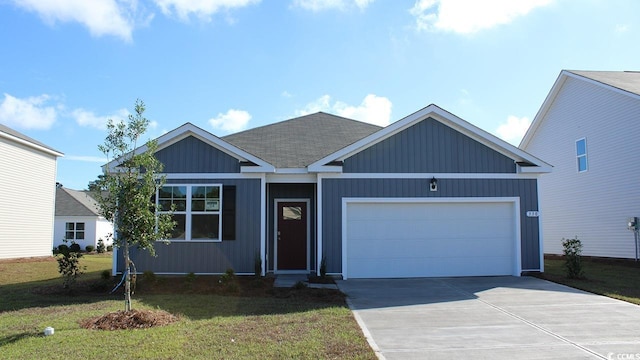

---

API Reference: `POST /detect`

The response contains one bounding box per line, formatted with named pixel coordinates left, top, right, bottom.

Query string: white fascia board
left=105, top=123, right=275, bottom=173
left=0, top=131, right=64, bottom=157
left=520, top=70, right=640, bottom=149
left=520, top=70, right=569, bottom=149
left=309, top=104, right=552, bottom=172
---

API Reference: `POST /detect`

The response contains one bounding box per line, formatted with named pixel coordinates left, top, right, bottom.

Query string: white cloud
left=410, top=0, right=553, bottom=34
left=0, top=93, right=57, bottom=130
left=72, top=108, right=130, bottom=130
left=496, top=115, right=531, bottom=145
left=209, top=109, right=251, bottom=133
left=154, top=0, right=260, bottom=21
left=293, top=0, right=373, bottom=11
left=615, top=24, right=630, bottom=33
left=281, top=90, right=293, bottom=98
left=11, top=0, right=138, bottom=41
left=296, top=94, right=392, bottom=126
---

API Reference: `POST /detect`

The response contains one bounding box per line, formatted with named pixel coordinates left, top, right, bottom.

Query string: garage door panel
left=345, top=201, right=517, bottom=278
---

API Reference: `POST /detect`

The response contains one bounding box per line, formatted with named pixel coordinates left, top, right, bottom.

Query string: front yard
left=536, top=255, right=640, bottom=305
left=0, top=254, right=375, bottom=359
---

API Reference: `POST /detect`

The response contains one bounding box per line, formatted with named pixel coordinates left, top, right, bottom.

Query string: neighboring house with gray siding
left=521, top=70, right=640, bottom=259
left=0, top=124, right=63, bottom=259
left=109, top=104, right=551, bottom=278
left=54, top=186, right=114, bottom=250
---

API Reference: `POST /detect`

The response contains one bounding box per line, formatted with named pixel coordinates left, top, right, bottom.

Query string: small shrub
left=320, top=256, right=327, bottom=278
left=52, top=247, right=59, bottom=255
left=85, top=245, right=95, bottom=253
left=101, top=270, right=112, bottom=281
left=220, top=268, right=236, bottom=284
left=185, top=272, right=197, bottom=283
left=56, top=241, right=85, bottom=289
left=254, top=252, right=262, bottom=277
left=57, top=244, right=69, bottom=254
left=293, top=280, right=308, bottom=290
left=106, top=245, right=114, bottom=252
left=70, top=243, right=81, bottom=253
left=142, top=270, right=157, bottom=284
left=562, top=236, right=584, bottom=279
left=96, top=238, right=106, bottom=253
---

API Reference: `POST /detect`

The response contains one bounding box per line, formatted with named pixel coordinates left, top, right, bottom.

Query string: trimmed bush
left=70, top=243, right=81, bottom=253
left=106, top=245, right=114, bottom=252
left=57, top=244, right=69, bottom=254
left=85, top=245, right=95, bottom=253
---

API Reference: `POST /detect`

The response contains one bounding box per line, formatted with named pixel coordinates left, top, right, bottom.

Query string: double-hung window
left=576, top=138, right=588, bottom=172
left=65, top=222, right=85, bottom=240
left=158, top=185, right=223, bottom=241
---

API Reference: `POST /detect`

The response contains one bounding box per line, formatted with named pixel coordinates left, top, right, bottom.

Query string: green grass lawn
left=0, top=254, right=375, bottom=359
left=537, top=256, right=640, bottom=305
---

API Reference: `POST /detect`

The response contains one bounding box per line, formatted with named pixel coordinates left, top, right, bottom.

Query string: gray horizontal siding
left=322, top=178, right=540, bottom=274
left=343, top=118, right=516, bottom=173
left=118, top=178, right=261, bottom=274
left=155, top=136, right=240, bottom=173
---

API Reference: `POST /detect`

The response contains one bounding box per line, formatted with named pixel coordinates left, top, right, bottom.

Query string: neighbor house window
left=576, top=138, right=588, bottom=172
left=157, top=185, right=224, bottom=241
left=65, top=222, right=85, bottom=240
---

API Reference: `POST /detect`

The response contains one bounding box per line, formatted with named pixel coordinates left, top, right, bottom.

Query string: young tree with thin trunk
left=91, top=99, right=174, bottom=311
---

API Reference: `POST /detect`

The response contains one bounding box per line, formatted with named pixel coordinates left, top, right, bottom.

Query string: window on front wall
left=158, top=184, right=233, bottom=241
left=65, top=222, right=85, bottom=240
left=576, top=138, right=588, bottom=172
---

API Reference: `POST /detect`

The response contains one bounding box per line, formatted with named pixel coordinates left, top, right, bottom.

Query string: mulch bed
left=80, top=309, right=179, bottom=330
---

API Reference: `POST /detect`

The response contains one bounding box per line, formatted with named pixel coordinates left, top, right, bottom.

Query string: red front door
left=277, top=201, right=308, bottom=270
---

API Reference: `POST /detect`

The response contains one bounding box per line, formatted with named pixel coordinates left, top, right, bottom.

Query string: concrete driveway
left=336, top=276, right=640, bottom=359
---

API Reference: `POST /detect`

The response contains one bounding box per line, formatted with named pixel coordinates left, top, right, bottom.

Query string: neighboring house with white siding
left=54, top=186, right=113, bottom=250
left=0, top=124, right=63, bottom=259
left=520, top=70, right=640, bottom=259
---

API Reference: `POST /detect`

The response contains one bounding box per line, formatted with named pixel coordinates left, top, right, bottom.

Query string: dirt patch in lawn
left=80, top=309, right=179, bottom=330
left=0, top=256, right=56, bottom=264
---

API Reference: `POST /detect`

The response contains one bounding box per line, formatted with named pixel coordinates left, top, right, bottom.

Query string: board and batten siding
left=343, top=117, right=516, bottom=173
left=321, top=178, right=540, bottom=274
left=523, top=76, right=640, bottom=258
left=118, top=178, right=261, bottom=274
left=0, top=137, right=57, bottom=259
left=155, top=136, right=240, bottom=173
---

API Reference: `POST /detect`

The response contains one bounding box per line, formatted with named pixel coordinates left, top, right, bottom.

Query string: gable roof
left=0, top=123, right=63, bottom=157
left=105, top=122, right=276, bottom=173
left=223, top=112, right=382, bottom=168
left=309, top=104, right=552, bottom=173
left=55, top=187, right=101, bottom=217
left=520, top=70, right=640, bottom=149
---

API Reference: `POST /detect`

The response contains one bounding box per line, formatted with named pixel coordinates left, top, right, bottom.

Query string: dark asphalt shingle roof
left=222, top=112, right=382, bottom=168
left=55, top=187, right=101, bottom=217
left=0, top=123, right=62, bottom=155
left=568, top=70, right=640, bottom=97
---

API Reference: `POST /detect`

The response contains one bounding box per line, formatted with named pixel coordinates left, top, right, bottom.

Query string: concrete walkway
left=337, top=276, right=640, bottom=359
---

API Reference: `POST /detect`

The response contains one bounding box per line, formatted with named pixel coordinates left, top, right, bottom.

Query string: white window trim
left=576, top=138, right=588, bottom=173
left=65, top=222, right=85, bottom=240
left=157, top=184, right=223, bottom=242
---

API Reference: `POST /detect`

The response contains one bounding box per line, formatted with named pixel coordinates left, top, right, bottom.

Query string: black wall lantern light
left=429, top=177, right=438, bottom=192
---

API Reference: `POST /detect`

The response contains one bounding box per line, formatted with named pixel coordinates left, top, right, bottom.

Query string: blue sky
left=1, top=0, right=639, bottom=190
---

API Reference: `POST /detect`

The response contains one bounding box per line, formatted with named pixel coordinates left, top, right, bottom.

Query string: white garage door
left=344, top=200, right=518, bottom=279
